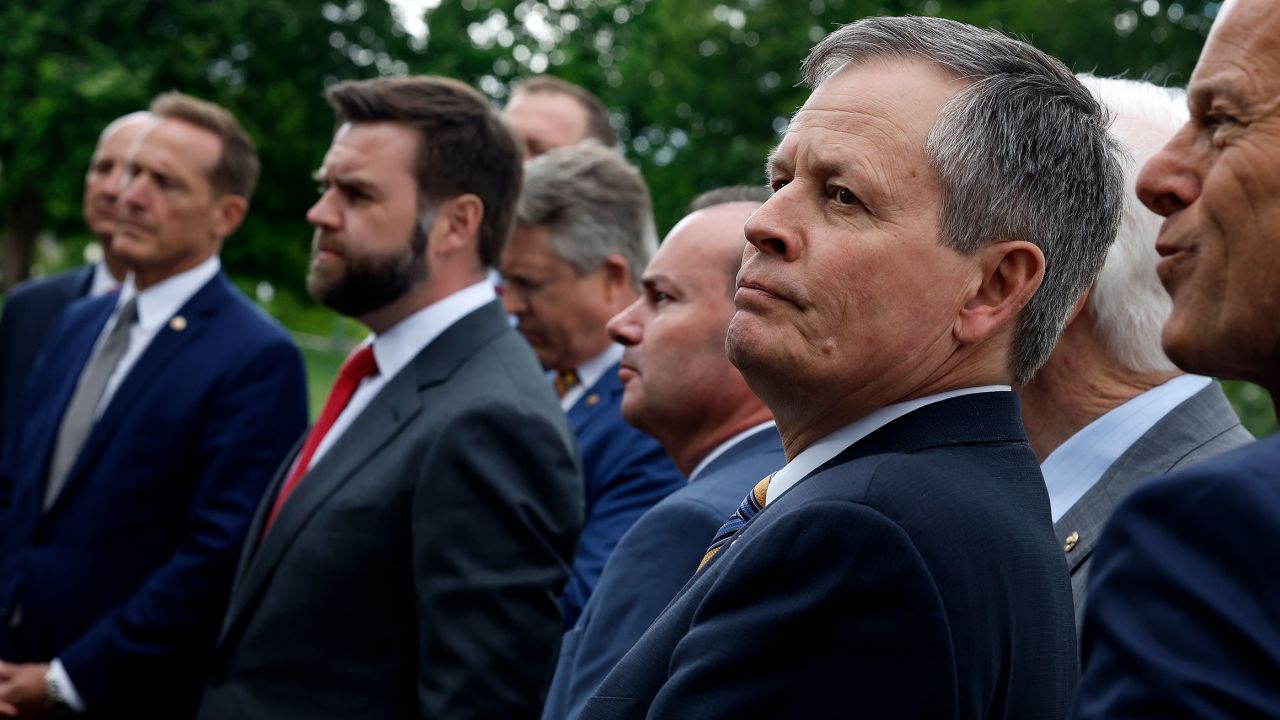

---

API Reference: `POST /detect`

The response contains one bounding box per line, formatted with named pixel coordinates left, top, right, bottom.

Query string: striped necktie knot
left=554, top=369, right=580, bottom=399
left=697, top=473, right=773, bottom=572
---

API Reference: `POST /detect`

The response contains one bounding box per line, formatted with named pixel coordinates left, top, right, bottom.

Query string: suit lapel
left=566, top=362, right=622, bottom=434
left=1051, top=382, right=1236, bottom=573
left=45, top=275, right=225, bottom=514
left=219, top=300, right=513, bottom=640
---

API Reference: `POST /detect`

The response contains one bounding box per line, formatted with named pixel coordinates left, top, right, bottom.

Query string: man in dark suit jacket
left=1016, top=75, right=1252, bottom=629
left=501, top=142, right=684, bottom=629
left=197, top=76, right=582, bottom=720
left=0, top=94, right=307, bottom=718
left=1072, top=0, right=1280, bottom=715
left=581, top=16, right=1125, bottom=719
left=542, top=188, right=784, bottom=720
left=0, top=111, right=149, bottom=442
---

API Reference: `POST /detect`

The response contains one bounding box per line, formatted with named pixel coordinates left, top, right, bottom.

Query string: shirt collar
left=765, top=385, right=1012, bottom=505
left=89, top=261, right=119, bottom=297
left=118, top=256, right=222, bottom=331
left=368, top=280, right=496, bottom=382
left=689, top=421, right=778, bottom=482
left=1041, top=374, right=1211, bottom=522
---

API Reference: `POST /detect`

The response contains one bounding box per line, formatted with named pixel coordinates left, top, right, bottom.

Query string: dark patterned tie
left=553, top=369, right=580, bottom=399
left=697, top=473, right=773, bottom=572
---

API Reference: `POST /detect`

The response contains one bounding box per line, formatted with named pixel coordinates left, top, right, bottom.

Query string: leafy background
left=2, top=0, right=1272, bottom=434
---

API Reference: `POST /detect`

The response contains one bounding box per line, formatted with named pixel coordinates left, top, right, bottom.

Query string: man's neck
left=359, top=270, right=485, bottom=335
left=671, top=405, right=773, bottom=477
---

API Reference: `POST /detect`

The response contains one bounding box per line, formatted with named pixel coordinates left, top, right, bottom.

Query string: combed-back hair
left=516, top=141, right=654, bottom=290
left=150, top=92, right=259, bottom=201
left=685, top=185, right=773, bottom=215
left=324, top=76, right=523, bottom=267
left=803, top=16, right=1125, bottom=383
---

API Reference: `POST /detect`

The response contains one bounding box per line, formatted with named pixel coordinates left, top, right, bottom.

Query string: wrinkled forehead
left=1195, top=0, right=1280, bottom=84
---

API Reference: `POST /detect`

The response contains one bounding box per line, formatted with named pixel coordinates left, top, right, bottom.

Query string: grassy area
left=298, top=342, right=346, bottom=421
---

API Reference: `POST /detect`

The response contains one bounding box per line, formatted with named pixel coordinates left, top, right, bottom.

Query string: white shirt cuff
left=49, top=659, right=86, bottom=712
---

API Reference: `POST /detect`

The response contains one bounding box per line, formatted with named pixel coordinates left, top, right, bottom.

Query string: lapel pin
left=1063, top=530, right=1079, bottom=553
left=585, top=393, right=600, bottom=407
left=169, top=315, right=188, bottom=332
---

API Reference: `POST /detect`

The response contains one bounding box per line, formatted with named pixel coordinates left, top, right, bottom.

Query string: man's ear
left=600, top=254, right=634, bottom=304
left=954, top=240, right=1045, bottom=345
left=1064, top=287, right=1092, bottom=327
left=211, top=195, right=248, bottom=240
left=428, top=193, right=485, bottom=258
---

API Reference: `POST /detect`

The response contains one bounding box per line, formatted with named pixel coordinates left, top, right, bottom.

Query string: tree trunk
left=0, top=187, right=43, bottom=293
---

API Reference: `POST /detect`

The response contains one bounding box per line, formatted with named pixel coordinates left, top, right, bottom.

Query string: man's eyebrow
left=641, top=272, right=675, bottom=291
left=1190, top=78, right=1249, bottom=112
left=765, top=145, right=790, bottom=179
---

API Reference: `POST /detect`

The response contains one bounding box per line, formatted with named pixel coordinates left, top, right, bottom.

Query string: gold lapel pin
left=1063, top=531, right=1080, bottom=553
left=585, top=393, right=601, bottom=407
left=169, top=315, right=188, bottom=332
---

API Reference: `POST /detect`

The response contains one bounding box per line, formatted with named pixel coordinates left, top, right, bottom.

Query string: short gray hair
left=803, top=16, right=1124, bottom=383
left=1077, top=74, right=1186, bottom=374
left=515, top=141, right=656, bottom=289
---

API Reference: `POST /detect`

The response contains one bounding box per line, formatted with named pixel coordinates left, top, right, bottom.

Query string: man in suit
left=542, top=187, right=784, bottom=720
left=582, top=16, right=1124, bottom=719
left=198, top=76, right=582, bottom=720
left=503, top=76, right=615, bottom=158
left=501, top=143, right=685, bottom=630
left=1072, top=1, right=1280, bottom=715
left=1016, top=75, right=1252, bottom=629
left=0, top=93, right=307, bottom=718
left=0, top=111, right=149, bottom=442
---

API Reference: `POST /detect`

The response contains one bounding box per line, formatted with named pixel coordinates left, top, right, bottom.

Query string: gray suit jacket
left=198, top=300, right=584, bottom=720
left=1053, top=381, right=1251, bottom=630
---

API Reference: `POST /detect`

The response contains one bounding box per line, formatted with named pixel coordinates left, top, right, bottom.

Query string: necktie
left=45, top=297, right=139, bottom=509
left=263, top=344, right=379, bottom=535
left=696, top=473, right=773, bottom=572
left=554, top=369, right=580, bottom=399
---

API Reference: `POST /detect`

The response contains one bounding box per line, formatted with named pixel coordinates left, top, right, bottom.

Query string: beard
left=307, top=219, right=430, bottom=317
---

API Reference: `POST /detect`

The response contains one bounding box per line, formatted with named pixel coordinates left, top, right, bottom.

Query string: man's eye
left=652, top=291, right=672, bottom=304
left=770, top=178, right=790, bottom=192
left=828, top=185, right=860, bottom=205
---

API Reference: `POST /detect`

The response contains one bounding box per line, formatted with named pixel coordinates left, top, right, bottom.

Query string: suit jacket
left=561, top=364, right=684, bottom=629
left=0, top=272, right=307, bottom=719
left=1053, top=381, right=1251, bottom=630
left=0, top=265, right=94, bottom=443
left=543, top=426, right=786, bottom=720
left=199, top=300, right=584, bottom=720
left=1072, top=432, right=1280, bottom=719
left=581, top=392, right=1078, bottom=720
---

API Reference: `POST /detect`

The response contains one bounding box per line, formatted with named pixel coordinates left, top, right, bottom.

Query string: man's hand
left=0, top=662, right=50, bottom=718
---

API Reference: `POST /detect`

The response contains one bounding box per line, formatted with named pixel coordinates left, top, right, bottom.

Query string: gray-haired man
left=1016, top=75, right=1252, bottom=631
left=500, top=143, right=684, bottom=631
left=581, top=15, right=1122, bottom=719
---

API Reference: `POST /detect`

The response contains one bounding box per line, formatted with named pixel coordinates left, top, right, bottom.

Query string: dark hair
left=324, top=76, right=523, bottom=267
left=150, top=91, right=259, bottom=200
left=511, top=75, right=616, bottom=147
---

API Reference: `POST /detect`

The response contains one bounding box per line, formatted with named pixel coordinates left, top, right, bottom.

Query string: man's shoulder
left=1117, top=433, right=1280, bottom=525
left=5, top=266, right=92, bottom=307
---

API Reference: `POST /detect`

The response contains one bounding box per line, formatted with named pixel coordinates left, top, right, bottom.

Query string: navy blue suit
left=581, top=392, right=1078, bottom=719
left=561, top=363, right=685, bottom=628
left=1072, top=433, right=1280, bottom=719
left=543, top=426, right=785, bottom=720
left=0, top=265, right=94, bottom=443
left=0, top=272, right=307, bottom=718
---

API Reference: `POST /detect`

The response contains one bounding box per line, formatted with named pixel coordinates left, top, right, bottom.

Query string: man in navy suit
left=542, top=187, right=784, bottom=720
left=581, top=16, right=1123, bottom=719
left=501, top=142, right=684, bottom=629
left=1072, top=0, right=1280, bottom=716
left=0, top=111, right=149, bottom=442
left=0, top=93, right=307, bottom=718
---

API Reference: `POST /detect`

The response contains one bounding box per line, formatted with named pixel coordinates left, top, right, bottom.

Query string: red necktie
left=263, top=344, right=379, bottom=535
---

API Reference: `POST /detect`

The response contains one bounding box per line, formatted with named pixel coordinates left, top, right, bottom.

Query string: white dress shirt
left=52, top=256, right=223, bottom=711
left=688, top=421, right=778, bottom=483
left=764, top=386, right=1012, bottom=506
left=302, top=280, right=497, bottom=474
left=88, top=261, right=119, bottom=297
left=1041, top=373, right=1211, bottom=522
left=559, top=343, right=623, bottom=412
left=94, top=257, right=223, bottom=419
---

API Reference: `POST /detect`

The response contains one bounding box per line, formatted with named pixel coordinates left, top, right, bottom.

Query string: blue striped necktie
left=697, top=473, right=773, bottom=572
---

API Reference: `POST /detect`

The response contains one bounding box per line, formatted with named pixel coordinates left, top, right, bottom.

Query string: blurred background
left=2, top=0, right=1272, bottom=433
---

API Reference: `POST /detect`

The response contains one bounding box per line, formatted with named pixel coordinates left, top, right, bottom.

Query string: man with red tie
left=198, top=76, right=583, bottom=720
